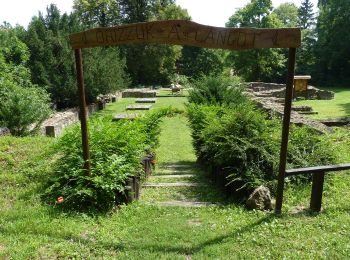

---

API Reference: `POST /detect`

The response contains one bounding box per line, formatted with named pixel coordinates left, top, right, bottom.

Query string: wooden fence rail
left=284, top=163, right=350, bottom=212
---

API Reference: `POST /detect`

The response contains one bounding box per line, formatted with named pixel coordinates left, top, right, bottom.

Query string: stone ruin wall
left=246, top=82, right=333, bottom=133
left=0, top=92, right=122, bottom=138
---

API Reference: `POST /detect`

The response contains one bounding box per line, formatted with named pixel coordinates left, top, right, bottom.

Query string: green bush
left=0, top=81, right=51, bottom=136
left=187, top=75, right=337, bottom=195
left=187, top=103, right=337, bottom=194
left=44, top=108, right=180, bottom=211
left=188, top=75, right=246, bottom=106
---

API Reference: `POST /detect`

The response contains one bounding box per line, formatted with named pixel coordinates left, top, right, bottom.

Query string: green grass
left=157, top=89, right=189, bottom=97
left=2, top=96, right=350, bottom=258
left=294, top=87, right=350, bottom=119
left=156, top=115, right=196, bottom=165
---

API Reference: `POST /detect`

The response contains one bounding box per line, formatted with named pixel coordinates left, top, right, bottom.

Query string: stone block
left=112, top=113, right=138, bottom=121
left=0, top=127, right=10, bottom=136
left=135, top=98, right=157, bottom=103
left=127, top=105, right=152, bottom=110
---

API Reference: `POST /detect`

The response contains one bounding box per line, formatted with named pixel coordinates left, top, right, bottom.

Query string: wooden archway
left=69, top=20, right=301, bottom=214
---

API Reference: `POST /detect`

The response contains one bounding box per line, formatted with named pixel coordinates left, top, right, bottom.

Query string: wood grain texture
left=69, top=20, right=301, bottom=50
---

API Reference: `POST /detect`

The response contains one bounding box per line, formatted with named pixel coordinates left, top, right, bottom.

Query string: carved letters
left=70, top=20, right=301, bottom=50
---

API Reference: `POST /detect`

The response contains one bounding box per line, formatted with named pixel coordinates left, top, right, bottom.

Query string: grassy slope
left=294, top=87, right=350, bottom=119
left=1, top=97, right=350, bottom=258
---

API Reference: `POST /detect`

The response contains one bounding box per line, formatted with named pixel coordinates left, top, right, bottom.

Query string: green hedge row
left=187, top=76, right=337, bottom=197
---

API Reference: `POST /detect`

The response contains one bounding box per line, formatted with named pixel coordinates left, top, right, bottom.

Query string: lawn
left=294, top=87, right=350, bottom=119
left=1, top=96, right=350, bottom=258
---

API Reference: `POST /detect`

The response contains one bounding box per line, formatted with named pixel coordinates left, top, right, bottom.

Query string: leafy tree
left=120, top=1, right=189, bottom=85
left=23, top=7, right=78, bottom=108
left=179, top=46, right=224, bottom=80
left=296, top=29, right=317, bottom=75
left=84, top=47, right=130, bottom=101
left=273, top=2, right=299, bottom=27
left=314, top=0, right=350, bottom=85
left=73, top=0, right=121, bottom=27
left=294, top=0, right=317, bottom=75
left=298, top=0, right=315, bottom=29
left=23, top=4, right=129, bottom=108
left=0, top=26, right=51, bottom=136
left=119, top=0, right=150, bottom=23
left=225, top=0, right=286, bottom=82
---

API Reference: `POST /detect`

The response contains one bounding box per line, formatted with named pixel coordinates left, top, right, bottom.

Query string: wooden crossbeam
left=70, top=20, right=301, bottom=50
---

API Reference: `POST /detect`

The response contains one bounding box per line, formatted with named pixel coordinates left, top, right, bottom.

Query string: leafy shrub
left=44, top=108, right=180, bottom=211
left=0, top=81, right=51, bottom=136
left=188, top=103, right=337, bottom=195
left=188, top=75, right=246, bottom=106
left=187, top=75, right=337, bottom=195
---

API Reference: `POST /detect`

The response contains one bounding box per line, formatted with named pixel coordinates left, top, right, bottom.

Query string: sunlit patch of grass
left=2, top=96, right=350, bottom=258
left=294, top=87, right=350, bottom=119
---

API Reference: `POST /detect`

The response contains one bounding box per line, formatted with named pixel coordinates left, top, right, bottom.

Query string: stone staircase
left=140, top=164, right=219, bottom=207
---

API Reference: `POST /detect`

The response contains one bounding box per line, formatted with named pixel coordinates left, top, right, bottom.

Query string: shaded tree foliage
left=22, top=4, right=129, bottom=108
left=298, top=0, right=315, bottom=29
left=179, top=46, right=224, bottom=80
left=314, top=0, right=350, bottom=85
left=0, top=25, right=51, bottom=135
left=119, top=1, right=189, bottom=85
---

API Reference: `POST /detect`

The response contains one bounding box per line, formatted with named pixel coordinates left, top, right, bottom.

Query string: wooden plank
left=70, top=20, right=301, bottom=50
left=285, top=163, right=350, bottom=177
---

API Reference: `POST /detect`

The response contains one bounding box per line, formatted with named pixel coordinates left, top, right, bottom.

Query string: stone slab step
left=112, top=113, right=138, bottom=121
left=150, top=174, right=195, bottom=179
left=160, top=164, right=193, bottom=169
left=142, top=182, right=204, bottom=188
left=126, top=105, right=152, bottom=110
left=298, top=111, right=318, bottom=115
left=135, top=98, right=157, bottom=103
left=144, top=201, right=216, bottom=207
left=157, top=169, right=193, bottom=174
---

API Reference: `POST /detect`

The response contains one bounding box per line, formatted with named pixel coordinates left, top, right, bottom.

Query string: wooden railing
left=285, top=164, right=350, bottom=212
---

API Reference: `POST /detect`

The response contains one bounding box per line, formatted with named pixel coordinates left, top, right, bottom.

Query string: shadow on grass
left=0, top=212, right=275, bottom=256
left=338, top=103, right=350, bottom=117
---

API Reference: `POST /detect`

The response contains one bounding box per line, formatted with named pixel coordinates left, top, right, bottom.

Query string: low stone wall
left=248, top=82, right=334, bottom=100
left=122, top=88, right=156, bottom=98
left=42, top=91, right=122, bottom=137
left=246, top=83, right=332, bottom=133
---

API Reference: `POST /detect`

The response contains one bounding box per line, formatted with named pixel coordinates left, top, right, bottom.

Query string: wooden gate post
left=310, top=172, right=325, bottom=212
left=275, top=48, right=297, bottom=214
left=74, top=48, right=91, bottom=175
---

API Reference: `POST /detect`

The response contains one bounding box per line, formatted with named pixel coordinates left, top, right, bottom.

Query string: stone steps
left=140, top=163, right=215, bottom=207
left=143, top=201, right=216, bottom=207
left=112, top=113, right=138, bottom=121
left=142, top=182, right=204, bottom=188
left=135, top=98, right=157, bottom=103
left=156, top=169, right=194, bottom=174
left=159, top=164, right=193, bottom=169
left=149, top=174, right=196, bottom=179
left=126, top=104, right=152, bottom=110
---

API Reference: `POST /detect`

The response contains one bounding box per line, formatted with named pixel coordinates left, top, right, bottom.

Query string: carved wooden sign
left=70, top=20, right=301, bottom=50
